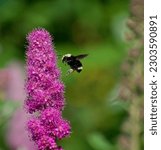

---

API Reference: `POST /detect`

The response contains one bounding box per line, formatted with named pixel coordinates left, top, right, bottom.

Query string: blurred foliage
left=0, top=100, right=19, bottom=126
left=117, top=0, right=144, bottom=150
left=0, top=0, right=129, bottom=66
left=0, top=0, right=143, bottom=150
left=0, top=100, right=19, bottom=150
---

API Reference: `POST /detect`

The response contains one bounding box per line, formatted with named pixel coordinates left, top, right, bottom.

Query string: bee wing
left=75, top=54, right=88, bottom=60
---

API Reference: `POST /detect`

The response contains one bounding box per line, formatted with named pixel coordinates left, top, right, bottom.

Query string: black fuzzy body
left=62, top=54, right=88, bottom=73
left=63, top=55, right=82, bottom=72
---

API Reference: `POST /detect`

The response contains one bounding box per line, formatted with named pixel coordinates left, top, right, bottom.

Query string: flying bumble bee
left=62, top=54, right=88, bottom=74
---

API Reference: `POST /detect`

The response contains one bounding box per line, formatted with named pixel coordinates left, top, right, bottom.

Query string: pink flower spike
left=25, top=28, right=71, bottom=150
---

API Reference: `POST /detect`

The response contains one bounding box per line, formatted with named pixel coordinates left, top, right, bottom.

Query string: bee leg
left=66, top=69, right=74, bottom=75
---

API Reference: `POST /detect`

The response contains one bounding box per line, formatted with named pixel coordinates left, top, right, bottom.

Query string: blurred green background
left=0, top=0, right=143, bottom=150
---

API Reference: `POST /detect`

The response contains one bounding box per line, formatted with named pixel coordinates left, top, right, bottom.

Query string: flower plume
left=25, top=28, right=71, bottom=150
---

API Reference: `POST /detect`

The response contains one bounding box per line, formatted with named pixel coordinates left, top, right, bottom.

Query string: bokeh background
left=0, top=0, right=143, bottom=150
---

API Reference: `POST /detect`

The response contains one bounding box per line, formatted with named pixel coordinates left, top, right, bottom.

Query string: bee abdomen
left=76, top=66, right=83, bottom=72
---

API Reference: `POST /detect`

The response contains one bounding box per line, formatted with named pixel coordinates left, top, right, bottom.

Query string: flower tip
left=26, top=28, right=52, bottom=44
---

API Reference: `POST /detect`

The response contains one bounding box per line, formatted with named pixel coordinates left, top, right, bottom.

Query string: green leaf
left=87, top=132, right=116, bottom=150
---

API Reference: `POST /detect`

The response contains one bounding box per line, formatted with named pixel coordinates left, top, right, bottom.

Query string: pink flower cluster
left=25, top=28, right=71, bottom=150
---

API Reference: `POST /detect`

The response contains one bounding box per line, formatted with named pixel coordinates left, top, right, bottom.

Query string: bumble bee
left=62, top=54, right=88, bottom=74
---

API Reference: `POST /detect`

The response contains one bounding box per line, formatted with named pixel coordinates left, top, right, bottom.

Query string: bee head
left=62, top=54, right=72, bottom=63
